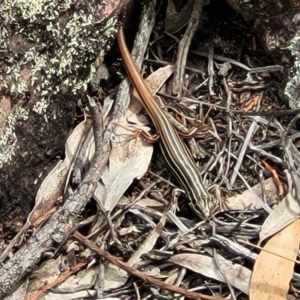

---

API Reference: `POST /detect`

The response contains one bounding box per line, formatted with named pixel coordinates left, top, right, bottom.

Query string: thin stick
left=74, top=230, right=226, bottom=300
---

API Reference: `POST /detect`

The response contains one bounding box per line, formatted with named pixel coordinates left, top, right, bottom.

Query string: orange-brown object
left=262, top=159, right=284, bottom=198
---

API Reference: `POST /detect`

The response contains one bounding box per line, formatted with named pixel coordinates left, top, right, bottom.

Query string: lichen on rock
left=284, top=36, right=300, bottom=109
left=0, top=0, right=120, bottom=224
left=0, top=106, right=28, bottom=168
left=0, top=0, right=118, bottom=164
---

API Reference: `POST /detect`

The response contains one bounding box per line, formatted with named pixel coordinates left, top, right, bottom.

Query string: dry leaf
left=94, top=135, right=152, bottom=211
left=142, top=65, right=174, bottom=95
left=169, top=253, right=251, bottom=294
left=250, top=219, right=300, bottom=300
left=165, top=0, right=195, bottom=33
left=27, top=262, right=127, bottom=300
left=29, top=119, right=89, bottom=224
left=259, top=192, right=300, bottom=244
left=226, top=177, right=279, bottom=211
left=26, top=255, right=127, bottom=300
left=52, top=262, right=127, bottom=292
left=165, top=269, right=180, bottom=285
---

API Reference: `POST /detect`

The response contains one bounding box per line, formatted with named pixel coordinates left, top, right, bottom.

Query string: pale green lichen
left=1, top=0, right=118, bottom=100
left=2, top=0, right=71, bottom=22
left=0, top=1, right=120, bottom=166
left=32, top=97, right=49, bottom=116
left=284, top=35, right=300, bottom=109
left=0, top=106, right=29, bottom=167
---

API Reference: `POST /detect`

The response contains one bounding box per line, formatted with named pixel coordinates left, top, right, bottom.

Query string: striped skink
left=117, top=28, right=216, bottom=219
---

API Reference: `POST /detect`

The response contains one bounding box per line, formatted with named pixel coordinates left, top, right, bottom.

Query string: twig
left=172, top=0, right=204, bottom=96
left=73, top=231, right=226, bottom=300
left=0, top=97, right=111, bottom=298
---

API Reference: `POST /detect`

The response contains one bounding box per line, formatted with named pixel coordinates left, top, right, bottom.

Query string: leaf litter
left=2, top=0, right=300, bottom=299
